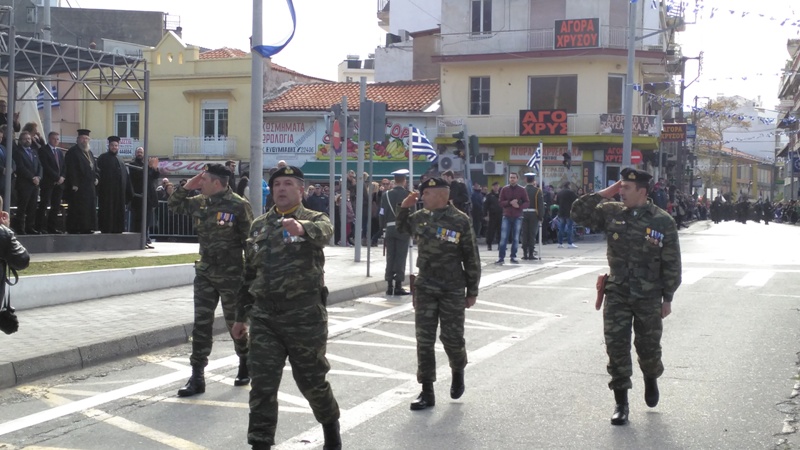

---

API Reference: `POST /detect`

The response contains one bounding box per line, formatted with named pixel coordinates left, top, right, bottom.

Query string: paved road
left=0, top=221, right=798, bottom=449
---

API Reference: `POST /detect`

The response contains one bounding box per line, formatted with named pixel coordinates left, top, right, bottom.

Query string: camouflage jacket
left=236, top=204, right=332, bottom=321
left=397, top=204, right=480, bottom=297
left=168, top=186, right=253, bottom=276
left=571, top=193, right=681, bottom=301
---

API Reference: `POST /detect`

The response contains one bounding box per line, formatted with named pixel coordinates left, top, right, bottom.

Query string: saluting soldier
left=168, top=163, right=253, bottom=397
left=232, top=166, right=341, bottom=450
left=396, top=177, right=481, bottom=411
left=521, top=172, right=544, bottom=260
left=380, top=168, right=412, bottom=295
left=571, top=167, right=682, bottom=426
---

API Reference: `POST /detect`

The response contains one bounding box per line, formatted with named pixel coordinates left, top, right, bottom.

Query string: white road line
left=274, top=315, right=564, bottom=450
left=531, top=266, right=603, bottom=284
left=0, top=261, right=547, bottom=437
left=86, top=409, right=209, bottom=450
left=736, top=270, right=775, bottom=287
left=682, top=268, right=714, bottom=285
left=463, top=318, right=518, bottom=332
left=326, top=354, right=409, bottom=376
left=501, top=284, right=594, bottom=291
left=327, top=341, right=419, bottom=351
left=347, top=327, right=420, bottom=344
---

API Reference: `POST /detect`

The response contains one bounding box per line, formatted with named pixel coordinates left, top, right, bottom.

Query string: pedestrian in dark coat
left=12, top=131, right=43, bottom=234
left=128, top=147, right=159, bottom=246
left=36, top=131, right=66, bottom=233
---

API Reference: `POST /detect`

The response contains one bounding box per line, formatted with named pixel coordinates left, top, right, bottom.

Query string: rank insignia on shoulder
left=612, top=232, right=619, bottom=240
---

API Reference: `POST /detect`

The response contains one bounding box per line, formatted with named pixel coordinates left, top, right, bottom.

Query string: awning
left=300, top=161, right=434, bottom=180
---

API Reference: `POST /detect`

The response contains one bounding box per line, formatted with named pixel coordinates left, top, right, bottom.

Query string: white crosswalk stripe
left=735, top=270, right=775, bottom=287
left=681, top=268, right=715, bottom=285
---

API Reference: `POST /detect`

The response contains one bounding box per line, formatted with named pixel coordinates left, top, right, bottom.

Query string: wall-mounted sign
left=604, top=147, right=643, bottom=164
left=554, top=18, right=600, bottom=49
left=509, top=145, right=581, bottom=164
left=661, top=123, right=687, bottom=142
left=519, top=109, right=568, bottom=136
left=599, top=114, right=658, bottom=136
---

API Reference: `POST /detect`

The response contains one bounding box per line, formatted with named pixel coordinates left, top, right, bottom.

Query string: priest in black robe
left=96, top=136, right=133, bottom=233
left=64, top=129, right=98, bottom=234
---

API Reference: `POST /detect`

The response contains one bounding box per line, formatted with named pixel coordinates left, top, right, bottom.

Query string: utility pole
left=41, top=0, right=52, bottom=136
left=249, top=0, right=264, bottom=215
left=622, top=0, right=637, bottom=166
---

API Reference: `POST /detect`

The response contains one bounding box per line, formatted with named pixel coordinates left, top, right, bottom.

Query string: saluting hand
left=183, top=172, right=203, bottom=191
left=598, top=180, right=622, bottom=200
left=401, top=191, right=418, bottom=208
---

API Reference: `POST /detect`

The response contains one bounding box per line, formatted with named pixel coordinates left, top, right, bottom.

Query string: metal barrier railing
left=150, top=200, right=196, bottom=241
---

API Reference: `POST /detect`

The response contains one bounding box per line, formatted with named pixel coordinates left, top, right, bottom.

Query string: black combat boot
left=610, top=389, right=629, bottom=425
left=394, top=281, right=410, bottom=295
left=177, top=365, right=205, bottom=397
left=410, top=382, right=435, bottom=410
left=322, top=420, right=342, bottom=450
left=234, top=356, right=250, bottom=386
left=386, top=282, right=394, bottom=295
left=251, top=444, right=270, bottom=450
left=644, top=377, right=659, bottom=407
left=450, top=371, right=465, bottom=399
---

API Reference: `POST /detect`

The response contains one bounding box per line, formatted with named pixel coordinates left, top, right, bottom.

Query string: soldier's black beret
left=204, top=163, right=232, bottom=179
left=419, top=177, right=449, bottom=193
left=268, top=165, right=304, bottom=189
left=620, top=167, right=653, bottom=183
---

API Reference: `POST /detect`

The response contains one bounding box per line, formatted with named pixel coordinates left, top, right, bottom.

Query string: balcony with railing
left=436, top=25, right=667, bottom=58
left=436, top=114, right=660, bottom=138
left=173, top=136, right=237, bottom=158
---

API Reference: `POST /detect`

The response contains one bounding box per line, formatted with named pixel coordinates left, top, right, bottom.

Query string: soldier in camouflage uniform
left=521, top=172, right=544, bottom=260
left=396, top=177, right=481, bottom=411
left=167, top=163, right=253, bottom=397
left=571, top=167, right=682, bottom=426
left=380, top=168, right=412, bottom=295
left=232, top=166, right=341, bottom=450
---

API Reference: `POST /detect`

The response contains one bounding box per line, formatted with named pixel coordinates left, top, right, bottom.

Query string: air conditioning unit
left=483, top=161, right=505, bottom=175
left=438, top=155, right=463, bottom=172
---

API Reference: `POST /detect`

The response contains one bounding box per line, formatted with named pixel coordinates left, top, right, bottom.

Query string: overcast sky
left=71, top=0, right=799, bottom=110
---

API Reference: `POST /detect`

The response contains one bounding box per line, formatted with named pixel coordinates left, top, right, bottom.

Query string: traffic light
left=468, top=135, right=479, bottom=157
left=452, top=131, right=465, bottom=159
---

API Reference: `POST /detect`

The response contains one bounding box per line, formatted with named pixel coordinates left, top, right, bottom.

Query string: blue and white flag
left=253, top=0, right=296, bottom=58
left=36, top=86, right=59, bottom=110
left=410, top=127, right=437, bottom=162
left=526, top=142, right=542, bottom=172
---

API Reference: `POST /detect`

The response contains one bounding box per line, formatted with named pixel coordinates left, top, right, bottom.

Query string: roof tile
left=199, top=47, right=249, bottom=59
left=263, top=80, right=440, bottom=113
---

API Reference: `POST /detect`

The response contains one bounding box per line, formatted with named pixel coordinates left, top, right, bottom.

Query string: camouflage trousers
left=189, top=272, right=248, bottom=367
left=415, top=286, right=468, bottom=383
left=603, top=293, right=664, bottom=390
left=247, top=303, right=340, bottom=446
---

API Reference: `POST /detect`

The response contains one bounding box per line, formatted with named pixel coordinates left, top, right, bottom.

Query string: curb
left=15, top=264, right=195, bottom=311
left=0, top=282, right=382, bottom=389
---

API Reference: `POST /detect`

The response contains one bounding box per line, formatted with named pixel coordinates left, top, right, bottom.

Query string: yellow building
left=80, top=31, right=325, bottom=174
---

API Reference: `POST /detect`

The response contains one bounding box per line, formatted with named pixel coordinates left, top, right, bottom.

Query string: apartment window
left=114, top=103, right=140, bottom=140
left=529, top=75, right=577, bottom=113
left=202, top=100, right=229, bottom=140
left=607, top=75, right=625, bottom=114
left=470, top=77, right=490, bottom=115
left=471, top=0, right=492, bottom=34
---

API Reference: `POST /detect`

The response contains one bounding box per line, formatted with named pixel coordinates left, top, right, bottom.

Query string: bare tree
left=693, top=97, right=751, bottom=195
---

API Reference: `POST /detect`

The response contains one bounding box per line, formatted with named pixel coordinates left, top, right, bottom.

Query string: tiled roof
left=721, top=146, right=771, bottom=163
left=263, top=80, right=440, bottom=113
left=199, top=47, right=248, bottom=59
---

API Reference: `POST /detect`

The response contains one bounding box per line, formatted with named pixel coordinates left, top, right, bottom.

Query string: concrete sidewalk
left=0, top=242, right=410, bottom=389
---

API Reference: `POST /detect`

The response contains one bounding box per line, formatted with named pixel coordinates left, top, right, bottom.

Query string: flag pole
left=407, top=124, right=414, bottom=275
left=537, top=140, right=544, bottom=260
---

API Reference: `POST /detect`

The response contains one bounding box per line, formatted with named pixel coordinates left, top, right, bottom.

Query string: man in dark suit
left=12, top=131, right=43, bottom=234
left=36, top=131, right=66, bottom=233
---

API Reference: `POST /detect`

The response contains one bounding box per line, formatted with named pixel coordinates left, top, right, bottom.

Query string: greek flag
left=526, top=142, right=542, bottom=172
left=253, top=0, right=296, bottom=58
left=36, top=86, right=59, bottom=109
left=410, top=127, right=437, bottom=162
